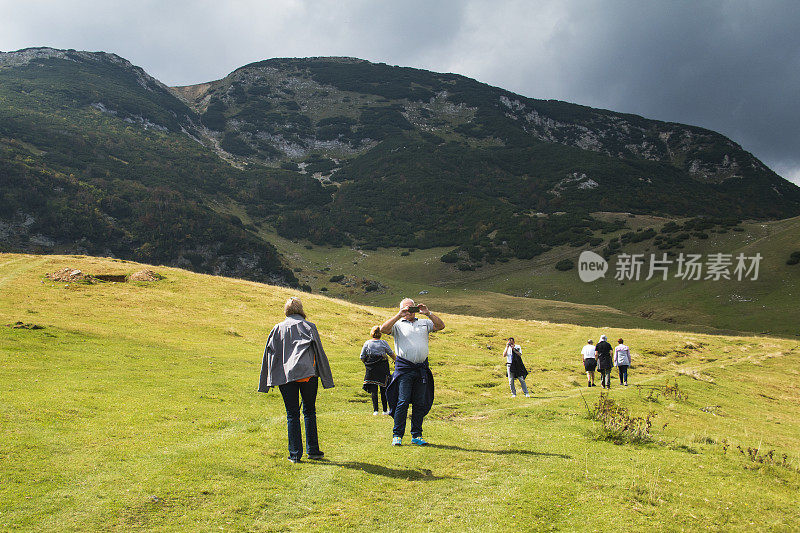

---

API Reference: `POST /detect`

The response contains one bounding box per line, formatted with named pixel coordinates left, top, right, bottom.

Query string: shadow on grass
left=427, top=443, right=571, bottom=459
left=316, top=460, right=449, bottom=480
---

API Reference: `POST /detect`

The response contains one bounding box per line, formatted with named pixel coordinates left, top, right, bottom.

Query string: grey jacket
left=258, top=314, right=335, bottom=392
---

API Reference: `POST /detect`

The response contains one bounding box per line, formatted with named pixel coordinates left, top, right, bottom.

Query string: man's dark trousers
left=392, top=371, right=426, bottom=437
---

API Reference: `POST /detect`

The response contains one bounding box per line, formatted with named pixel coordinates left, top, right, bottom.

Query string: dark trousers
left=618, top=365, right=629, bottom=384
left=392, top=371, right=426, bottom=438
left=278, top=377, right=320, bottom=460
left=600, top=369, right=612, bottom=388
left=371, top=386, right=388, bottom=412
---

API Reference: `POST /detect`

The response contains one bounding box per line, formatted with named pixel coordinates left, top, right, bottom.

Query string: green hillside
left=178, top=56, right=800, bottom=255
left=2, top=48, right=800, bottom=281
left=250, top=213, right=800, bottom=337
left=1, top=253, right=798, bottom=530
left=2, top=48, right=798, bottom=339
left=0, top=48, right=309, bottom=284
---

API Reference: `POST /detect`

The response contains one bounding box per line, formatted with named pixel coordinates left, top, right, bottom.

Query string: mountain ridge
left=176, top=55, right=780, bottom=186
left=1, top=47, right=799, bottom=284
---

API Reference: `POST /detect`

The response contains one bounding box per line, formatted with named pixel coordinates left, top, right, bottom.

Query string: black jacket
left=508, top=350, right=529, bottom=379
left=595, top=341, right=613, bottom=370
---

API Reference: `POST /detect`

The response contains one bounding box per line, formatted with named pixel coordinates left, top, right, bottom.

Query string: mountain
left=2, top=48, right=799, bottom=281
left=0, top=48, right=297, bottom=284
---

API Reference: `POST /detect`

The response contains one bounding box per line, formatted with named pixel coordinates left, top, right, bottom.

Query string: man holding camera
left=503, top=337, right=529, bottom=397
left=380, top=298, right=445, bottom=446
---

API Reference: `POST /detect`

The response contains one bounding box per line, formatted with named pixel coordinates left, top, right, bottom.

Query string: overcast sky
left=2, top=0, right=798, bottom=184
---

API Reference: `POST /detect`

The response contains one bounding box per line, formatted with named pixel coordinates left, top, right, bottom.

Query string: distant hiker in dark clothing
left=595, top=334, right=613, bottom=389
left=581, top=339, right=597, bottom=387
left=614, top=338, right=631, bottom=386
left=360, top=325, right=396, bottom=415
left=258, top=297, right=334, bottom=463
left=503, top=337, right=529, bottom=397
left=381, top=298, right=445, bottom=447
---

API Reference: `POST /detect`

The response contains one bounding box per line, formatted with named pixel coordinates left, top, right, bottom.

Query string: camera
left=406, top=306, right=420, bottom=313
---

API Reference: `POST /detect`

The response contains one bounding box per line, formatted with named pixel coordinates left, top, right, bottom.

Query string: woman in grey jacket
left=258, top=297, right=334, bottom=463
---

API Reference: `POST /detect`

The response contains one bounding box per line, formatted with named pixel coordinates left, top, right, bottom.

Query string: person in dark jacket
left=595, top=334, right=614, bottom=389
left=258, top=297, right=334, bottom=463
left=502, top=337, right=530, bottom=397
left=360, top=325, right=396, bottom=415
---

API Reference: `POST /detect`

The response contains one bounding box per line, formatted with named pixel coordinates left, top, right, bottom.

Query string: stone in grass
left=129, top=269, right=164, bottom=282
left=46, top=267, right=88, bottom=282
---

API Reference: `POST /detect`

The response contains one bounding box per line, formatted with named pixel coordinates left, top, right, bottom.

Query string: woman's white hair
left=284, top=297, right=306, bottom=318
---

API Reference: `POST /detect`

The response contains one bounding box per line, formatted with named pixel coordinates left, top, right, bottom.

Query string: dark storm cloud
left=0, top=0, right=797, bottom=183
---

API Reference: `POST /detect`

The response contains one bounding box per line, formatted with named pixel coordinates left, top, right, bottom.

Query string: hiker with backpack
left=503, top=337, right=529, bottom=397
left=360, top=325, right=396, bottom=415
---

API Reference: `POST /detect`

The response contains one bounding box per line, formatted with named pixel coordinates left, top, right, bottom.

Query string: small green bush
left=586, top=392, right=655, bottom=444
left=555, top=259, right=574, bottom=271
left=440, top=250, right=458, bottom=263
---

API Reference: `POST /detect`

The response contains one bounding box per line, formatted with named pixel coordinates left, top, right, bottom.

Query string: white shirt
left=391, top=318, right=434, bottom=363
left=503, top=344, right=521, bottom=364
left=581, top=344, right=596, bottom=360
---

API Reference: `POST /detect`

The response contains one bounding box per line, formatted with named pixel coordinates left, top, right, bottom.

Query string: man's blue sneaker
left=411, top=437, right=428, bottom=446
left=392, top=436, right=402, bottom=446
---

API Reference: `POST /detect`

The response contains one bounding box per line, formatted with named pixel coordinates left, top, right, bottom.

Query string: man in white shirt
left=581, top=339, right=597, bottom=387
left=381, top=298, right=445, bottom=446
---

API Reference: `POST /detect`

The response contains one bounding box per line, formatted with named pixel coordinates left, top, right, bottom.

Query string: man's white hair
left=400, top=297, right=415, bottom=308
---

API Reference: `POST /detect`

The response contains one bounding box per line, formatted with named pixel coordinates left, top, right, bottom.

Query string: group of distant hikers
left=258, top=296, right=632, bottom=463
left=581, top=335, right=631, bottom=388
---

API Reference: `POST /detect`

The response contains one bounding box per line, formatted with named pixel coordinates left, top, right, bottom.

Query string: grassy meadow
left=245, top=213, right=800, bottom=337
left=1, top=253, right=799, bottom=531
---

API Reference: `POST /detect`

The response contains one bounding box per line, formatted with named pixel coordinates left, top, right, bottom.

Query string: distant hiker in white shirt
left=581, top=339, right=597, bottom=387
left=503, top=338, right=529, bottom=397
left=614, top=338, right=631, bottom=386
